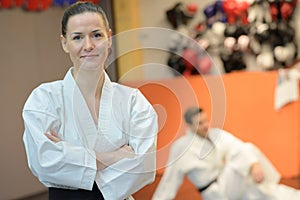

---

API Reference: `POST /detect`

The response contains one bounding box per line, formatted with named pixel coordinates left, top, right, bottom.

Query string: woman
left=22, top=2, right=158, bottom=200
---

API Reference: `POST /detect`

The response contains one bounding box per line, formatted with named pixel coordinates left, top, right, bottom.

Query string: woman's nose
left=84, top=37, right=94, bottom=51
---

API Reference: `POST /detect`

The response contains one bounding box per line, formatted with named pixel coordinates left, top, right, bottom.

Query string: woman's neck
left=72, top=68, right=104, bottom=99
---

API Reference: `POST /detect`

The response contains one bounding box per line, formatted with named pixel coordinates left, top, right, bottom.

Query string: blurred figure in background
left=153, top=106, right=300, bottom=200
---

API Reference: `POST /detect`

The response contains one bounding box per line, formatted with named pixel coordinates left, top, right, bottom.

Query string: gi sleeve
left=219, top=129, right=259, bottom=177
left=98, top=89, right=158, bottom=199
left=22, top=87, right=97, bottom=190
left=152, top=142, right=186, bottom=200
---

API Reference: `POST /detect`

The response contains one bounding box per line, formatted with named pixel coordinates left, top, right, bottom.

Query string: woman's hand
left=118, top=145, right=135, bottom=159
left=44, top=130, right=136, bottom=170
left=45, top=130, right=62, bottom=143
left=96, top=145, right=135, bottom=170
left=250, top=162, right=264, bottom=183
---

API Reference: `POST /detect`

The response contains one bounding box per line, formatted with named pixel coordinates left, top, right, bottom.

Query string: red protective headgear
left=223, top=0, right=249, bottom=25
left=197, top=56, right=212, bottom=74
left=1, top=0, right=13, bottom=8
left=182, top=48, right=198, bottom=72
left=14, top=0, right=24, bottom=7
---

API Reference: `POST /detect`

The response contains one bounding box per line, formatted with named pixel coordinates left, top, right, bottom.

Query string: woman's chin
left=78, top=62, right=104, bottom=71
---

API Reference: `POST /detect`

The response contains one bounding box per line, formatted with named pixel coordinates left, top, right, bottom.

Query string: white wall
left=0, top=8, right=71, bottom=200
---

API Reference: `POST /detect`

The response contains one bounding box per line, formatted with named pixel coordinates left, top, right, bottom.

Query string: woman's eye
left=94, top=33, right=102, bottom=38
left=73, top=35, right=81, bottom=40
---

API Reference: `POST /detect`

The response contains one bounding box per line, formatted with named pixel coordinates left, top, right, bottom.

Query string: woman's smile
left=80, top=54, right=99, bottom=59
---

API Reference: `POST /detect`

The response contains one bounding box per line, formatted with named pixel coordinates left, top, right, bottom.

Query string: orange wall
left=221, top=71, right=300, bottom=178
left=126, top=71, right=300, bottom=177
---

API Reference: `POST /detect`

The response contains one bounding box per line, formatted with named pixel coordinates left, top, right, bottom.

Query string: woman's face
left=61, top=12, right=111, bottom=71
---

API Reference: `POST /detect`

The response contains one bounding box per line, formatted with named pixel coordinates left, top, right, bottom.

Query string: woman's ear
left=108, top=29, right=113, bottom=48
left=60, top=35, right=69, bottom=53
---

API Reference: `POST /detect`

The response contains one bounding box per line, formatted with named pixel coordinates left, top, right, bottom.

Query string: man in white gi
left=152, top=107, right=300, bottom=200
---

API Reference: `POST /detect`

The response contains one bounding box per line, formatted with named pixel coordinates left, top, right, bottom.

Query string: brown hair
left=61, top=1, right=110, bottom=37
left=184, top=107, right=203, bottom=124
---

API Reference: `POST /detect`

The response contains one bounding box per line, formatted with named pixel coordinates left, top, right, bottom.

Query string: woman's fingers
left=50, top=130, right=60, bottom=137
left=45, top=130, right=62, bottom=143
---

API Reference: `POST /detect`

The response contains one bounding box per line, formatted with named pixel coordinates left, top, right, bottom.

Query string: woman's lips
left=80, top=54, right=98, bottom=58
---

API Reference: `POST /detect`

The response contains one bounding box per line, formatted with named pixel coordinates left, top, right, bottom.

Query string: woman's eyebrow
left=70, top=32, right=82, bottom=36
left=92, top=29, right=102, bottom=33
left=70, top=29, right=103, bottom=36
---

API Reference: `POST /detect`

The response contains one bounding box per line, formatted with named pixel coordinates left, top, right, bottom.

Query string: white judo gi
left=23, top=68, right=158, bottom=200
left=152, top=128, right=300, bottom=200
